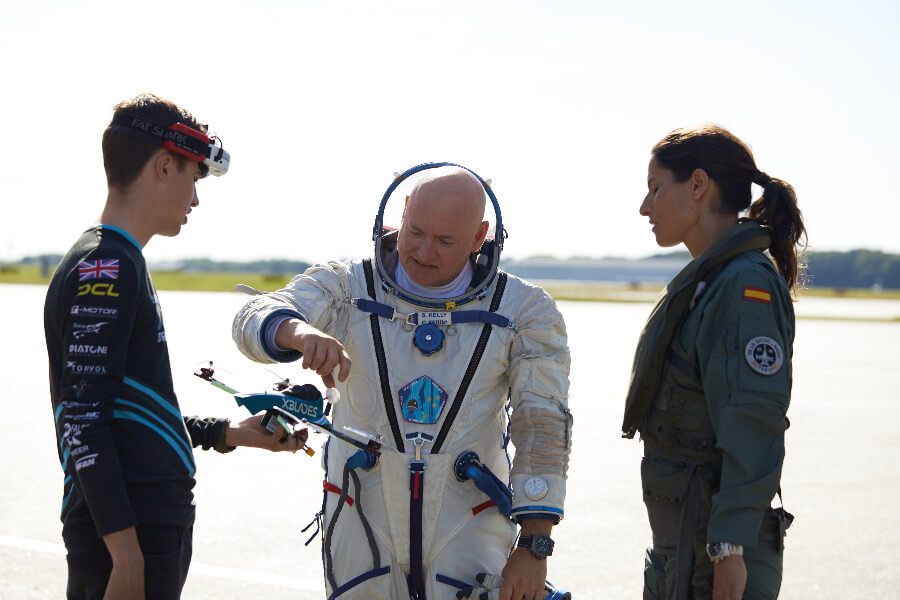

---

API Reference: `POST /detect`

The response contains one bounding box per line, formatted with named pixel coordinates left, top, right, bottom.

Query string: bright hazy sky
left=2, top=0, right=898, bottom=265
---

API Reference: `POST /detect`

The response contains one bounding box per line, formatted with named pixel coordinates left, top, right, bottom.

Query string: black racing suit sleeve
left=59, top=247, right=139, bottom=537
left=184, top=416, right=234, bottom=453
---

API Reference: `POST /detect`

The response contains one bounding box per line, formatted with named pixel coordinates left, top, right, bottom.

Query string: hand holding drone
left=193, top=362, right=382, bottom=460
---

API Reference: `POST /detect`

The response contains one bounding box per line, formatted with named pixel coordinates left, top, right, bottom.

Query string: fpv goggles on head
left=110, top=114, right=230, bottom=177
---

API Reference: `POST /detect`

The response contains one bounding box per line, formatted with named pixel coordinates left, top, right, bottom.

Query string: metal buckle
left=406, top=432, right=434, bottom=465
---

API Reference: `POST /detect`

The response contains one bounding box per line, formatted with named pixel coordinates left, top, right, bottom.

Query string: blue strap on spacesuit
left=352, top=298, right=514, bottom=329
left=454, top=451, right=513, bottom=517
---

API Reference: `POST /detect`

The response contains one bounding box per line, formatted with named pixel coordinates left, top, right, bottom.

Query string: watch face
left=534, top=537, right=552, bottom=554
left=707, top=543, right=722, bottom=559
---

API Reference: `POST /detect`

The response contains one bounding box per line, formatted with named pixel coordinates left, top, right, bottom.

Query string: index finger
left=337, top=351, right=352, bottom=382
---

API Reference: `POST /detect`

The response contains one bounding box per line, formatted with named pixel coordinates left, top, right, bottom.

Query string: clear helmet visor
left=373, top=162, right=506, bottom=309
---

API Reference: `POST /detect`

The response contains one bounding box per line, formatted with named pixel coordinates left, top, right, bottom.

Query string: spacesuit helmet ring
left=373, top=162, right=506, bottom=309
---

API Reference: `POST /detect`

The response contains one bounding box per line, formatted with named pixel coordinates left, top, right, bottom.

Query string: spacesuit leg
left=424, top=509, right=515, bottom=600
left=322, top=471, right=403, bottom=600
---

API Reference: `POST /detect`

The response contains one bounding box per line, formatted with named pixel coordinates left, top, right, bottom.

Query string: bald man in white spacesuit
left=232, top=167, right=572, bottom=600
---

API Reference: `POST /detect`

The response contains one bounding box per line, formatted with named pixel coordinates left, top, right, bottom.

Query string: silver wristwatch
left=706, top=542, right=744, bottom=563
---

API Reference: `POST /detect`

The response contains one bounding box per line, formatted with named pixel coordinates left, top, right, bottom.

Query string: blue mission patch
left=399, top=376, right=448, bottom=425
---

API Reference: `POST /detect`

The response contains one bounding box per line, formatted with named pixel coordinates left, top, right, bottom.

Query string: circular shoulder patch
left=744, top=336, right=784, bottom=375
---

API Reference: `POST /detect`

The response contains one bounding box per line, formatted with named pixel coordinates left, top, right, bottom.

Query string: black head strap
left=110, top=114, right=209, bottom=159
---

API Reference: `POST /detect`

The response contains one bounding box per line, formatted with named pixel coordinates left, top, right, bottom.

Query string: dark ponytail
left=652, top=124, right=807, bottom=290
left=747, top=174, right=806, bottom=290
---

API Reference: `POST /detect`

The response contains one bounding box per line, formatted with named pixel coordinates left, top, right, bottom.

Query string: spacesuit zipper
left=408, top=433, right=431, bottom=600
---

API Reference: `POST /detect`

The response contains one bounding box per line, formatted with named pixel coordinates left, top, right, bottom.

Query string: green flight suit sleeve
left=694, top=263, right=794, bottom=546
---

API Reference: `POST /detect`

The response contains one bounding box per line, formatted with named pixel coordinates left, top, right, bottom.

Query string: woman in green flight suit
left=623, top=124, right=806, bottom=600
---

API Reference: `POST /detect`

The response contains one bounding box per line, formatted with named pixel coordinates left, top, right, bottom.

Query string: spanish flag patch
left=743, top=286, right=771, bottom=303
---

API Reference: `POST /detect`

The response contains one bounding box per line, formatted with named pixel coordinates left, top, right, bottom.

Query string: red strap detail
left=168, top=122, right=211, bottom=144
left=472, top=500, right=496, bottom=515
left=413, top=473, right=420, bottom=500
left=323, top=481, right=353, bottom=505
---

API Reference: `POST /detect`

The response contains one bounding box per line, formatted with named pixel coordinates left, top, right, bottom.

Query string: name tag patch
left=744, top=336, right=783, bottom=375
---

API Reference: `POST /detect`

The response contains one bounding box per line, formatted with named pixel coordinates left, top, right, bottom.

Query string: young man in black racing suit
left=44, top=93, right=306, bottom=600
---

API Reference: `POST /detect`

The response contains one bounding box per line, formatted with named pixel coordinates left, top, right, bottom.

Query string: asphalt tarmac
left=3, top=285, right=899, bottom=598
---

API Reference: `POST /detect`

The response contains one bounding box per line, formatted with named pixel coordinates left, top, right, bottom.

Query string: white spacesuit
left=233, top=169, right=571, bottom=600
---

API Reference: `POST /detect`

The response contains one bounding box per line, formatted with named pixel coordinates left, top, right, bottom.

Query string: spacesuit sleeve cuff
left=511, top=511, right=562, bottom=525
left=261, top=310, right=306, bottom=362
left=510, top=507, right=564, bottom=524
left=510, top=473, right=566, bottom=522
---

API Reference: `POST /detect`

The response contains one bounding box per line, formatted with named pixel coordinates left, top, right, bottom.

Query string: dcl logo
left=78, top=283, right=120, bottom=297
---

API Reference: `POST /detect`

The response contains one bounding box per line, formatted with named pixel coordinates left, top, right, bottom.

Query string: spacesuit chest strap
left=363, top=258, right=406, bottom=452
left=362, top=259, right=510, bottom=456
left=352, top=298, right=515, bottom=329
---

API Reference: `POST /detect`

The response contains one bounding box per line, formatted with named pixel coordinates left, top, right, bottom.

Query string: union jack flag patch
left=78, top=259, right=119, bottom=281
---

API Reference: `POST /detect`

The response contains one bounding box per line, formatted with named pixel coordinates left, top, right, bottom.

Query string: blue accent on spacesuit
left=327, top=566, right=392, bottom=600
left=347, top=449, right=378, bottom=470
left=260, top=309, right=305, bottom=362
left=354, top=298, right=396, bottom=320
left=454, top=451, right=513, bottom=517
left=435, top=574, right=474, bottom=589
left=441, top=310, right=513, bottom=328
left=353, top=298, right=514, bottom=329
left=372, top=162, right=508, bottom=310
left=544, top=582, right=573, bottom=600
left=413, top=323, right=444, bottom=355
left=373, top=162, right=505, bottom=251
left=510, top=506, right=564, bottom=525
left=436, top=574, right=572, bottom=600
left=502, top=397, right=512, bottom=470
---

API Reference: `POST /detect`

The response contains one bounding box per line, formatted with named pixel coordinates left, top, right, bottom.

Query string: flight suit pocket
left=756, top=506, right=794, bottom=552
left=665, top=385, right=708, bottom=432
left=641, top=457, right=694, bottom=549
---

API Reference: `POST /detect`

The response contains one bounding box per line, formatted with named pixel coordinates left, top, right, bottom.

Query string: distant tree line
left=804, top=250, right=900, bottom=289
left=14, top=250, right=900, bottom=289
left=175, top=258, right=312, bottom=274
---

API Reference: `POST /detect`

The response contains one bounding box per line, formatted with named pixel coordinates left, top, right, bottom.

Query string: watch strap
left=706, top=542, right=743, bottom=563
left=517, top=533, right=554, bottom=559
